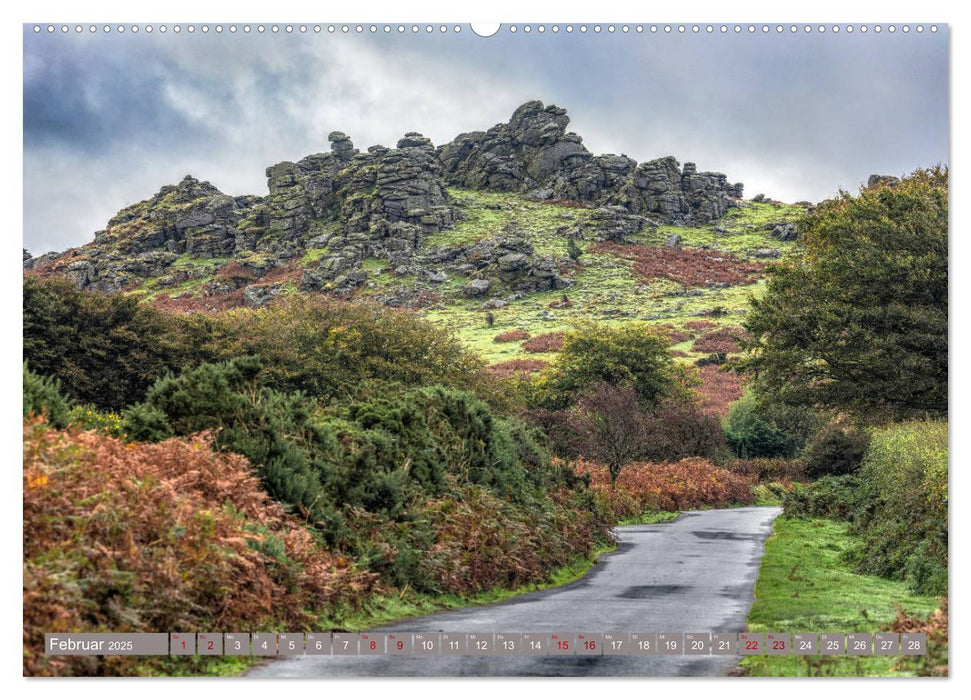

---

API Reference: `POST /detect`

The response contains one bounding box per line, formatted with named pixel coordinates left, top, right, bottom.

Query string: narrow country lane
left=247, top=506, right=782, bottom=677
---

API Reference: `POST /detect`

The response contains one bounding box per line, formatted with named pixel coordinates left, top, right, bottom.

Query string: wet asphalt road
left=247, top=506, right=782, bottom=677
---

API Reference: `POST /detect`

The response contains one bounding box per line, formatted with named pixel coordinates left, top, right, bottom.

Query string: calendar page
left=20, top=7, right=950, bottom=684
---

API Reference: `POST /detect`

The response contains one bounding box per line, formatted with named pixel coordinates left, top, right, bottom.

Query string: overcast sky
left=23, top=25, right=948, bottom=254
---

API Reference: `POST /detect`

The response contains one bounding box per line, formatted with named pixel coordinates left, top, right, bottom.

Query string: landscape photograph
left=22, top=22, right=948, bottom=678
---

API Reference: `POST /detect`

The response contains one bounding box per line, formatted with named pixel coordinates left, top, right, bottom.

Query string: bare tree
left=568, top=383, right=647, bottom=484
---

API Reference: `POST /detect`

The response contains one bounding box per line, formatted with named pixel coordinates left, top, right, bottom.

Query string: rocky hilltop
left=26, top=101, right=744, bottom=300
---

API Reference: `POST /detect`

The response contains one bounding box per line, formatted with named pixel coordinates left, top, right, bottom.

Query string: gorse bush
left=852, top=421, right=947, bottom=595
left=216, top=295, right=489, bottom=402
left=123, top=356, right=339, bottom=525
left=24, top=281, right=494, bottom=412
left=65, top=405, right=125, bottom=438
left=23, top=364, right=70, bottom=429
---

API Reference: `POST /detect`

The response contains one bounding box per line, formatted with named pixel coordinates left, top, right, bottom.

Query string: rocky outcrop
left=867, top=173, right=900, bottom=189
left=96, top=175, right=249, bottom=259
left=437, top=100, right=742, bottom=225
left=33, top=99, right=743, bottom=299
left=297, top=133, right=456, bottom=286
left=577, top=206, right=656, bottom=243
left=767, top=222, right=798, bottom=242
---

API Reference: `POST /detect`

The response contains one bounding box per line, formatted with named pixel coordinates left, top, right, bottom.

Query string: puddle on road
left=692, top=530, right=762, bottom=542
left=618, top=584, right=691, bottom=599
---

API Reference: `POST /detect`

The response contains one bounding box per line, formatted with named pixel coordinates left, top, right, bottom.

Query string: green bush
left=852, top=421, right=947, bottom=595
left=723, top=389, right=800, bottom=458
left=782, top=474, right=862, bottom=521
left=120, top=357, right=602, bottom=591
left=328, top=386, right=538, bottom=505
left=23, top=364, right=70, bottom=429
left=24, top=280, right=496, bottom=412
left=803, top=424, right=871, bottom=479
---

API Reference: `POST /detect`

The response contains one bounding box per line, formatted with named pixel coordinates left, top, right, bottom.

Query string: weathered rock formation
left=437, top=100, right=742, bottom=225
left=29, top=100, right=743, bottom=301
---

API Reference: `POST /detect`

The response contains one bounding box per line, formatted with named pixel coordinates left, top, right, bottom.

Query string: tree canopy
left=532, top=322, right=684, bottom=411
left=739, top=167, right=948, bottom=419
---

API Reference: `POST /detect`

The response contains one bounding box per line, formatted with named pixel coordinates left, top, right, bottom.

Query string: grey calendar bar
left=43, top=631, right=928, bottom=656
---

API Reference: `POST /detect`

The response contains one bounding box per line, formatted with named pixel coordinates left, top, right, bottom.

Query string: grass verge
left=740, top=516, right=942, bottom=677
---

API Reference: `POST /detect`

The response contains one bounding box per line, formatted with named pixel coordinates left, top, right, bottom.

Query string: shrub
left=23, top=419, right=378, bottom=676
left=567, top=237, right=583, bottom=261
left=367, top=484, right=606, bottom=595
left=522, top=331, right=566, bottom=353
left=23, top=364, right=70, bottom=429
left=852, top=421, right=947, bottom=595
left=216, top=295, right=489, bottom=402
left=121, top=358, right=586, bottom=590
left=122, top=356, right=338, bottom=523
left=493, top=329, right=531, bottom=343
left=782, top=474, right=863, bottom=520
left=639, top=397, right=725, bottom=462
left=66, top=405, right=125, bottom=437
left=803, top=424, right=871, bottom=479
left=331, top=386, right=533, bottom=506
left=724, top=388, right=800, bottom=458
